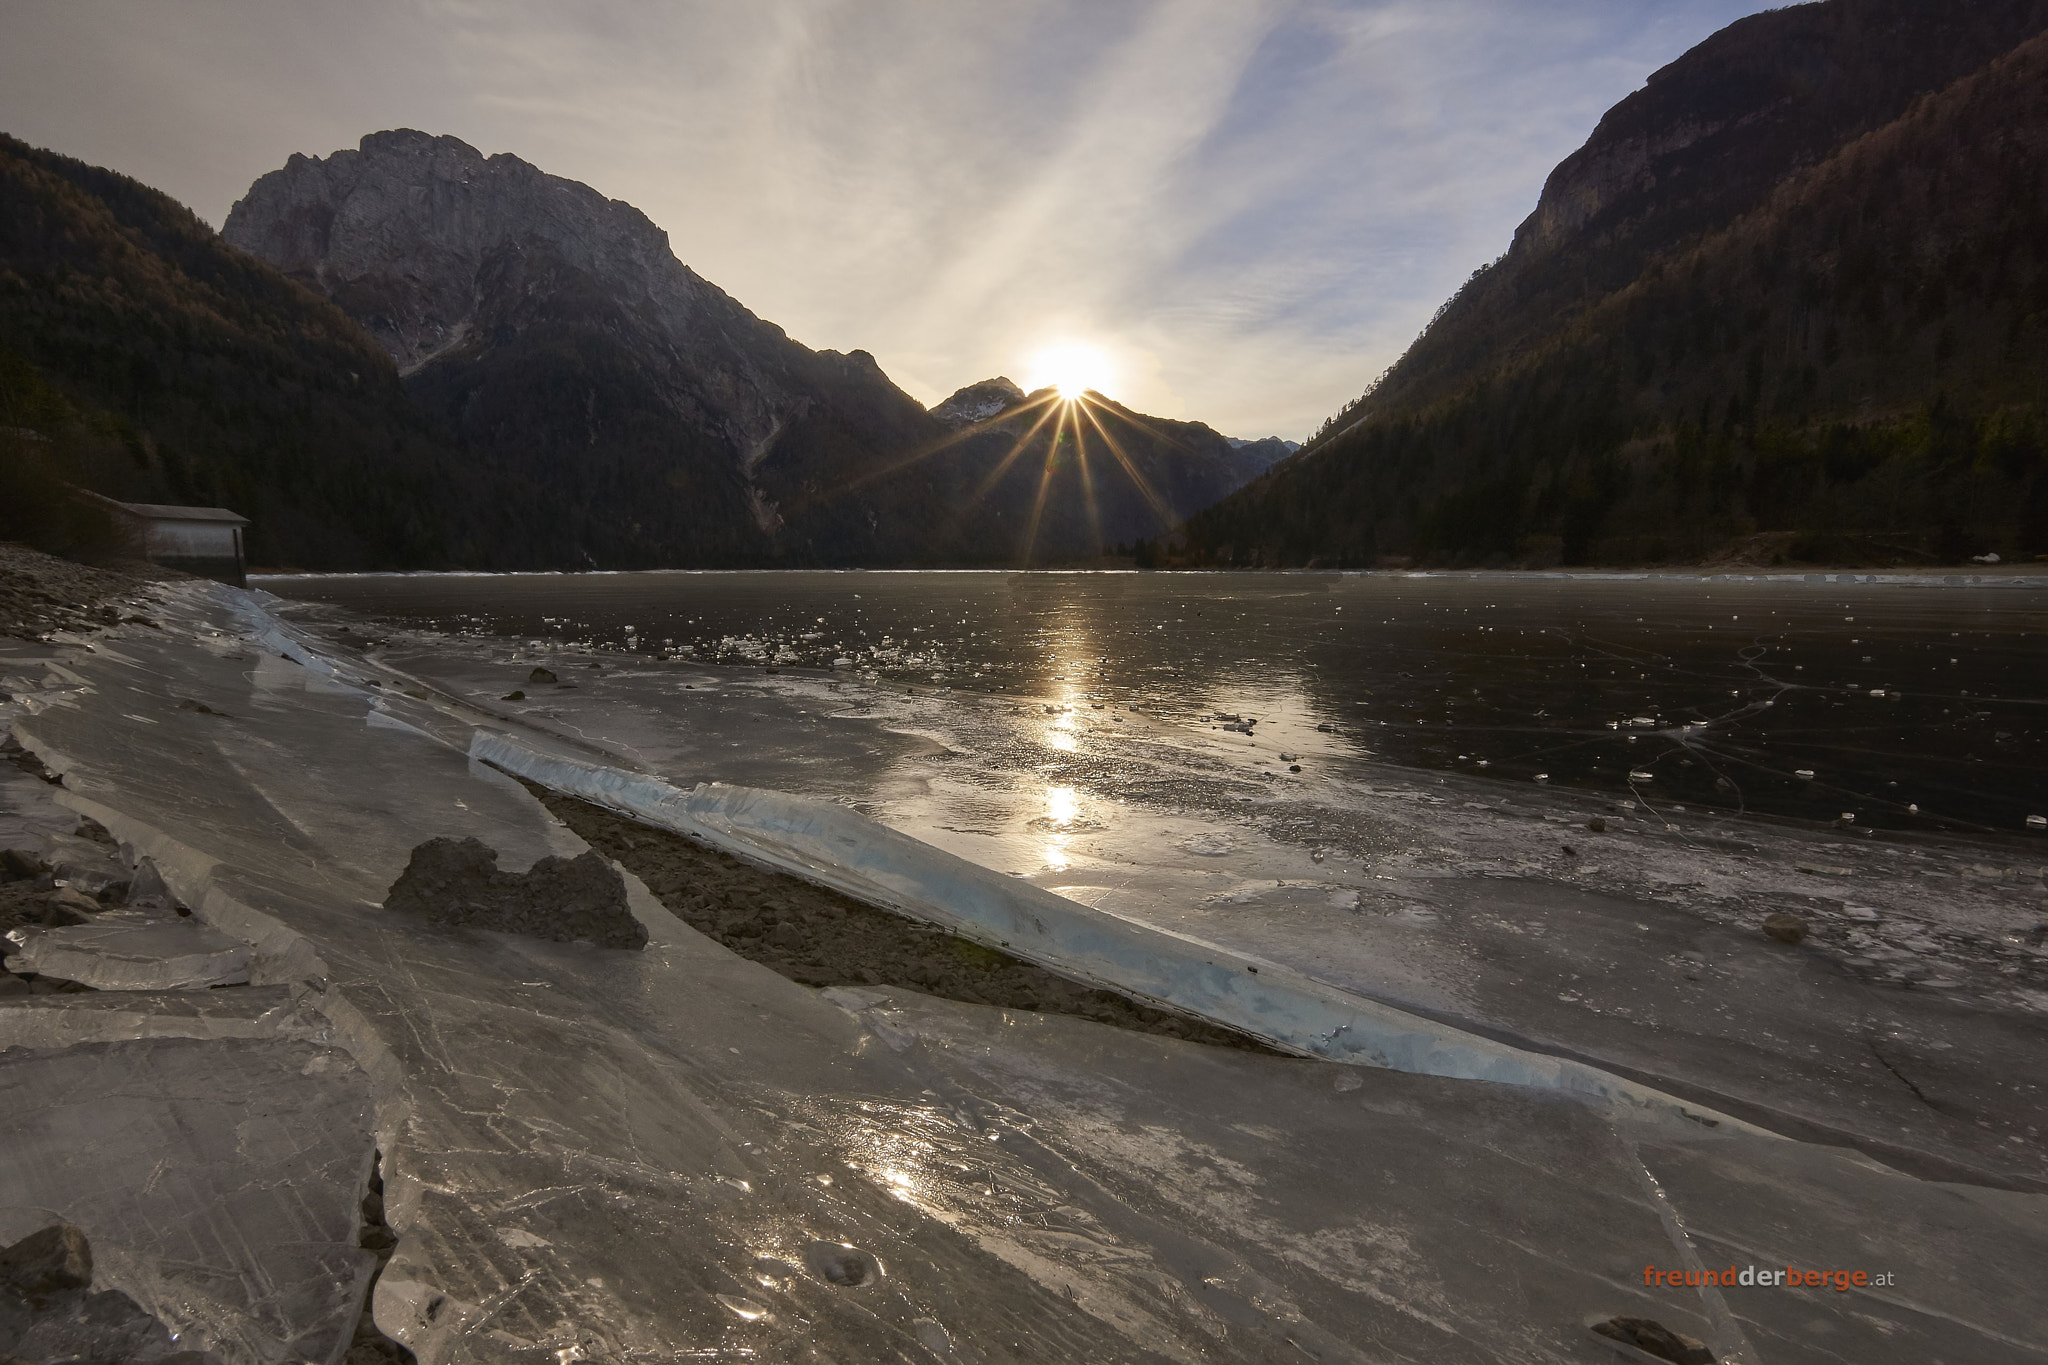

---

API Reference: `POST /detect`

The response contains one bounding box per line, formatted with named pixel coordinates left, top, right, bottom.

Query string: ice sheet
left=1, top=586, right=2043, bottom=1364
left=0, top=1035, right=376, bottom=1365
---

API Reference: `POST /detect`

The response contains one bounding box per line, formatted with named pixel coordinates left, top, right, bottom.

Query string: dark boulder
left=0, top=1224, right=91, bottom=1299
left=383, top=837, right=646, bottom=949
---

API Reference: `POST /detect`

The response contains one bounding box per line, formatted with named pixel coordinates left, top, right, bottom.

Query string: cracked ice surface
left=0, top=1035, right=376, bottom=1365
left=1, top=585, right=2045, bottom=1363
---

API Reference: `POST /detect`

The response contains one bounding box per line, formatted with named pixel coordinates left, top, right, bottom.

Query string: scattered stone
left=1762, top=912, right=1809, bottom=945
left=175, top=698, right=226, bottom=716
left=1561, top=845, right=1577, bottom=858
left=0, top=1225, right=92, bottom=1299
left=0, top=545, right=149, bottom=642
left=0, top=850, right=45, bottom=882
left=527, top=667, right=557, bottom=684
left=1289, top=764, right=1302, bottom=773
left=1590, top=1316, right=1714, bottom=1364
left=1587, top=817, right=1607, bottom=833
left=41, top=888, right=100, bottom=926
left=501, top=690, right=526, bottom=701
left=382, top=837, right=648, bottom=949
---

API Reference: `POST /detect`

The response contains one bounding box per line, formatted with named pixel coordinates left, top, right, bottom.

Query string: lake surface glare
left=265, top=570, right=2046, bottom=836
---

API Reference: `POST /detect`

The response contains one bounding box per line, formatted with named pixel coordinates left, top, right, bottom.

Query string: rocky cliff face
left=930, top=377, right=1028, bottom=431
left=224, top=130, right=939, bottom=566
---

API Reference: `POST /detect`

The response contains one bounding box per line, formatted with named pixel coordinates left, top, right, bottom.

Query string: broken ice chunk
left=45, top=835, right=130, bottom=903
left=4, top=919, right=251, bottom=990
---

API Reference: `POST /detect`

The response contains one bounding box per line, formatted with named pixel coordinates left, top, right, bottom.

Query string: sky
left=2, top=0, right=1776, bottom=440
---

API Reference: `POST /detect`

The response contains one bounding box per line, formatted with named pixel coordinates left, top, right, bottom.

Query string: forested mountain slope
left=1186, top=0, right=2048, bottom=567
left=0, top=133, right=460, bottom=567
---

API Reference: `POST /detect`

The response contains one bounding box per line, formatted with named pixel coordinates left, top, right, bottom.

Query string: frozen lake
left=4, top=574, right=2043, bottom=1362
left=265, top=569, right=2048, bottom=834
left=254, top=567, right=2048, bottom=1195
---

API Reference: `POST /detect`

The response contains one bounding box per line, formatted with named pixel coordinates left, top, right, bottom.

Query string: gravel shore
left=0, top=544, right=159, bottom=640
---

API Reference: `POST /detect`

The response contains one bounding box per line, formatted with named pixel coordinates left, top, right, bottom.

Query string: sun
left=1027, top=343, right=1114, bottom=401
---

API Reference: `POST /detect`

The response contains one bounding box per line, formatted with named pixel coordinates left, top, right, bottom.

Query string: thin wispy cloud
left=2, top=0, right=1771, bottom=437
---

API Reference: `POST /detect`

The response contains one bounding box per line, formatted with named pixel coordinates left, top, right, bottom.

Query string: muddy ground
left=531, top=784, right=1275, bottom=1052
left=0, top=544, right=157, bottom=641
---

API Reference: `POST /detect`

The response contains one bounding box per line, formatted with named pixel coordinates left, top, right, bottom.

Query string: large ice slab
left=6, top=917, right=252, bottom=990
left=0, top=1035, right=376, bottom=1365
left=0, top=985, right=303, bottom=1052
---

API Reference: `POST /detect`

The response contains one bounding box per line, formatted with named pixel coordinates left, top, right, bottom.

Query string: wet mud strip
left=528, top=784, right=1278, bottom=1052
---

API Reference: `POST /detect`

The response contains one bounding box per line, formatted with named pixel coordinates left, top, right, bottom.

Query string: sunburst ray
left=1076, top=396, right=1178, bottom=531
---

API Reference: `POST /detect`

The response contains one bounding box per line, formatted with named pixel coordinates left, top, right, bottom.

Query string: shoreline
left=249, top=564, right=2048, bottom=588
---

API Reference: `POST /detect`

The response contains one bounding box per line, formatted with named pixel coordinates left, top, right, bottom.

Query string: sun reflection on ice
left=1038, top=784, right=1083, bottom=870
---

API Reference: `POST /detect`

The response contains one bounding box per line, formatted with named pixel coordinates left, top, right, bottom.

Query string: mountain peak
left=930, top=376, right=1026, bottom=429
left=358, top=128, right=485, bottom=162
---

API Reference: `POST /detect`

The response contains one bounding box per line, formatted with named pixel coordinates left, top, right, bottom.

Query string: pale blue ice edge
left=469, top=728, right=1776, bottom=1139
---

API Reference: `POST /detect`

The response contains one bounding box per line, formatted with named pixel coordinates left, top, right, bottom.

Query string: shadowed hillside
left=0, top=133, right=459, bottom=568
left=1186, top=0, right=2048, bottom=568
